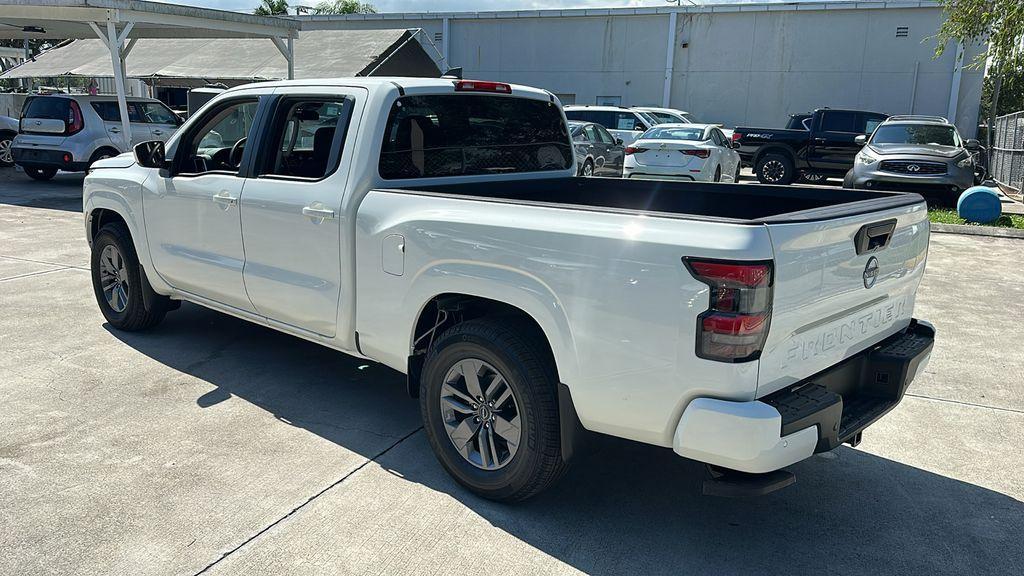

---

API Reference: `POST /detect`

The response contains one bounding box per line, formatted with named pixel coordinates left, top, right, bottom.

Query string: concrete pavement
left=1, top=170, right=1021, bottom=575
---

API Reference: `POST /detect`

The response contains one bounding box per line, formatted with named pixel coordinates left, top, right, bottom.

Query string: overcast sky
left=164, top=1, right=832, bottom=15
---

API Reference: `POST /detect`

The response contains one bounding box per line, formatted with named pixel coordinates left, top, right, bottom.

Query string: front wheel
left=25, top=166, right=57, bottom=181
left=420, top=318, right=568, bottom=502
left=755, top=153, right=795, bottom=185
left=90, top=222, right=169, bottom=331
left=842, top=169, right=856, bottom=189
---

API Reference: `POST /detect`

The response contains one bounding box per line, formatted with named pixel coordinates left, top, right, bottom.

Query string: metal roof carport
left=0, top=28, right=442, bottom=87
left=0, top=0, right=299, bottom=147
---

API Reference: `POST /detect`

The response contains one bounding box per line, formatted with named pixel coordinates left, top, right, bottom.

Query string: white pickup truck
left=83, top=77, right=934, bottom=501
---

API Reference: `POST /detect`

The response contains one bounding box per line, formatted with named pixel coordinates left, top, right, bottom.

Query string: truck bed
left=390, top=177, right=922, bottom=223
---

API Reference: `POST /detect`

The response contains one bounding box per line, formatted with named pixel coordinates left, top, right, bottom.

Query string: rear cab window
left=379, top=94, right=572, bottom=179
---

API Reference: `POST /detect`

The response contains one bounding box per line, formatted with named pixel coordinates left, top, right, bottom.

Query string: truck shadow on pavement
left=0, top=169, right=84, bottom=212
left=107, top=303, right=1023, bottom=576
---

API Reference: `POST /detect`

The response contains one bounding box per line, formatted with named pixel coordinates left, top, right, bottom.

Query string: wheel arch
left=406, top=291, right=585, bottom=460
left=751, top=144, right=797, bottom=168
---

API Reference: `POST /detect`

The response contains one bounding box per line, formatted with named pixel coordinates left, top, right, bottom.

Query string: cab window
left=257, top=97, right=354, bottom=180
left=379, top=94, right=571, bottom=179
left=177, top=99, right=259, bottom=176
left=138, top=102, right=180, bottom=125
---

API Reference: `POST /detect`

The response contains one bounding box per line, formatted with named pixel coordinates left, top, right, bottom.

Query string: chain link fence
left=991, top=111, right=1024, bottom=193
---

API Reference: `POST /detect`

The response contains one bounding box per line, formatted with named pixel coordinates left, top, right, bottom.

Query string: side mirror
left=616, top=138, right=624, bottom=145
left=854, top=134, right=868, bottom=145
left=134, top=140, right=167, bottom=169
left=965, top=139, right=981, bottom=151
left=730, top=139, right=741, bottom=149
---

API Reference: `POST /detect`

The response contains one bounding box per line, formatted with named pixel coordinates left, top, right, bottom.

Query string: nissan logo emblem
left=863, top=256, right=880, bottom=289
left=907, top=164, right=920, bottom=172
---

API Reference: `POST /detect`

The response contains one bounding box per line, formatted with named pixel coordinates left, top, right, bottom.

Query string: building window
left=434, top=32, right=443, bottom=42
left=596, top=96, right=621, bottom=106
left=896, top=26, right=909, bottom=38
left=554, top=93, right=575, bottom=105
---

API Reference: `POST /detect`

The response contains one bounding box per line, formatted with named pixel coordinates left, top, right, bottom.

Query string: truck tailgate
left=757, top=200, right=929, bottom=396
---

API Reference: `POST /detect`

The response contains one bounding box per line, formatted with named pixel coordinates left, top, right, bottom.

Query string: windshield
left=641, top=126, right=705, bottom=141
left=637, top=111, right=661, bottom=126
left=871, top=124, right=959, bottom=147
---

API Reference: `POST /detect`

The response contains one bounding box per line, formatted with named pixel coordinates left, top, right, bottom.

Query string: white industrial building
left=301, top=1, right=984, bottom=134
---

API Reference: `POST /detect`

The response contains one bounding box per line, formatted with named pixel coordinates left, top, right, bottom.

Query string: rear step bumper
left=674, top=319, right=934, bottom=476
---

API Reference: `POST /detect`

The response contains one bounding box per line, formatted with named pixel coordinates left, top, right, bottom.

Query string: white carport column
left=89, top=20, right=134, bottom=150
left=662, top=11, right=677, bottom=108
left=271, top=37, right=295, bottom=80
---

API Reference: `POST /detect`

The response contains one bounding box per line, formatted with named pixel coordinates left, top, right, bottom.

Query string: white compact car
left=623, top=123, right=741, bottom=182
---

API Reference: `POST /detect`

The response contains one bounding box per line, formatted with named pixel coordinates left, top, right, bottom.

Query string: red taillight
left=686, top=259, right=773, bottom=362
left=66, top=100, right=84, bottom=135
left=682, top=149, right=710, bottom=159
left=731, top=132, right=743, bottom=142
left=625, top=146, right=647, bottom=155
left=454, top=80, right=512, bottom=94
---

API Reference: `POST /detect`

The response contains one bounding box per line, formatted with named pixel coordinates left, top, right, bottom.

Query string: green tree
left=934, top=0, right=1023, bottom=71
left=311, top=0, right=376, bottom=15
left=254, top=0, right=290, bottom=16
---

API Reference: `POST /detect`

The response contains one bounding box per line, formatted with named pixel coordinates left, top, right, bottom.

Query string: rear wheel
left=734, top=164, right=741, bottom=183
left=88, top=148, right=118, bottom=168
left=755, top=153, right=795, bottom=185
left=90, top=222, right=169, bottom=331
left=799, top=172, right=827, bottom=184
left=25, top=166, right=57, bottom=181
left=420, top=318, right=567, bottom=502
left=0, top=130, right=15, bottom=167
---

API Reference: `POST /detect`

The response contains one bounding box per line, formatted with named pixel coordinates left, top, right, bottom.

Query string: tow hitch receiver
left=702, top=465, right=796, bottom=498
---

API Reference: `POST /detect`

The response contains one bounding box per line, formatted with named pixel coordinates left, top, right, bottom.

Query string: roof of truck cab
left=223, top=77, right=554, bottom=100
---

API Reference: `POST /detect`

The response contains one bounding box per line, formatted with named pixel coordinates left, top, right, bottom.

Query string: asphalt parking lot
left=1, top=168, right=1022, bottom=575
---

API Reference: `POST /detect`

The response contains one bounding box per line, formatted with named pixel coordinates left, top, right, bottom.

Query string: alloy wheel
left=98, top=244, right=130, bottom=313
left=762, top=159, right=785, bottom=183
left=0, top=137, right=12, bottom=165
left=582, top=162, right=593, bottom=177
left=439, top=358, right=522, bottom=470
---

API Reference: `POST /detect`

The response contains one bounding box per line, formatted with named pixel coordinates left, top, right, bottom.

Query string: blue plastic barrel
left=957, top=186, right=1001, bottom=223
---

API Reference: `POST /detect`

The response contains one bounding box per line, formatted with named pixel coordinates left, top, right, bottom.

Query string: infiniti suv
left=12, top=94, right=181, bottom=181
left=844, top=115, right=980, bottom=203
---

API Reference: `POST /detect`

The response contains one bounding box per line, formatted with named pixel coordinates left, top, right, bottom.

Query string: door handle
left=212, top=191, right=238, bottom=208
left=152, top=130, right=163, bottom=136
left=109, top=127, right=121, bottom=133
left=302, top=205, right=337, bottom=220
left=813, top=137, right=826, bottom=143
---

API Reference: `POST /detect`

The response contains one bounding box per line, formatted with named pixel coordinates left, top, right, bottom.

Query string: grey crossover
left=844, top=115, right=980, bottom=203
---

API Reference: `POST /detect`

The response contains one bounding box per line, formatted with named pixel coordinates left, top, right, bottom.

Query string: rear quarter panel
left=355, top=191, right=773, bottom=446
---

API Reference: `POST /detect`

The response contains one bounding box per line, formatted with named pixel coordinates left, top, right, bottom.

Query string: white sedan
left=622, top=123, right=741, bottom=182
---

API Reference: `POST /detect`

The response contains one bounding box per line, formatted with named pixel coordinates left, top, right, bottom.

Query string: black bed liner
left=385, top=177, right=924, bottom=224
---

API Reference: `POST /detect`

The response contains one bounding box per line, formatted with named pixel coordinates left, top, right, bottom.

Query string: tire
left=420, top=318, right=568, bottom=502
left=88, top=148, right=118, bottom=168
left=734, top=164, right=741, bottom=183
left=713, top=165, right=722, bottom=182
left=580, top=159, right=594, bottom=177
left=842, top=169, right=857, bottom=189
left=90, top=222, right=169, bottom=331
left=0, top=130, right=15, bottom=167
left=25, top=166, right=57, bottom=181
left=755, top=153, right=795, bottom=185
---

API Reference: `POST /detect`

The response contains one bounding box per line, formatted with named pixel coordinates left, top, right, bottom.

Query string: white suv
left=12, top=94, right=181, bottom=180
left=563, top=105, right=654, bottom=146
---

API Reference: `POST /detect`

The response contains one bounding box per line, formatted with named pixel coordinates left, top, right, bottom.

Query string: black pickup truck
left=734, top=108, right=888, bottom=185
